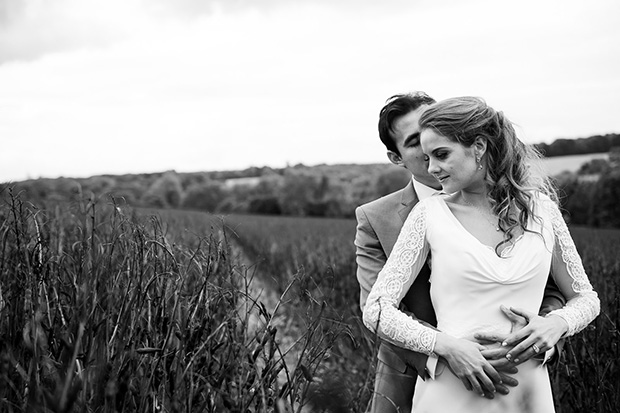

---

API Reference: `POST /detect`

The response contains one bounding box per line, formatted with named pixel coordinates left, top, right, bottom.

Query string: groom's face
left=389, top=106, right=440, bottom=189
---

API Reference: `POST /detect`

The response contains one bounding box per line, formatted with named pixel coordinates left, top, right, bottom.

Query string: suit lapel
left=381, top=181, right=419, bottom=256
left=398, top=180, right=420, bottom=223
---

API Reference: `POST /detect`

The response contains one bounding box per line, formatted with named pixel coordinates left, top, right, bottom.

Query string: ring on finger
left=532, top=344, right=540, bottom=353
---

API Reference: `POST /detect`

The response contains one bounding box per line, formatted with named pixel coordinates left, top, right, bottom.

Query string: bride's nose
left=427, top=157, right=440, bottom=175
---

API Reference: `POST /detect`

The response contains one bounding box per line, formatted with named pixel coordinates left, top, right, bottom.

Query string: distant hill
left=534, top=133, right=620, bottom=157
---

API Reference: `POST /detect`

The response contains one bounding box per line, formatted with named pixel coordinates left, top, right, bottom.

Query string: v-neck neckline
left=436, top=197, right=524, bottom=258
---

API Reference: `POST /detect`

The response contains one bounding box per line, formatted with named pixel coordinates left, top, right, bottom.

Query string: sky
left=1, top=0, right=619, bottom=183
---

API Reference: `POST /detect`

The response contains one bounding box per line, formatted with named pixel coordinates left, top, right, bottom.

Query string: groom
left=355, top=92, right=566, bottom=413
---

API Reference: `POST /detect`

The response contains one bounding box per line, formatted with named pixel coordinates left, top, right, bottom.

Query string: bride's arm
left=362, top=202, right=435, bottom=353
left=502, top=198, right=600, bottom=360
left=546, top=201, right=600, bottom=334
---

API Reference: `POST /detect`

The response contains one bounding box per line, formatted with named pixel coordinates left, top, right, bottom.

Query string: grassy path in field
left=225, top=232, right=302, bottom=375
left=227, top=233, right=281, bottom=321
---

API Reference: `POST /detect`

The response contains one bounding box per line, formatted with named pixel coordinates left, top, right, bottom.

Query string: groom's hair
left=378, top=91, right=435, bottom=155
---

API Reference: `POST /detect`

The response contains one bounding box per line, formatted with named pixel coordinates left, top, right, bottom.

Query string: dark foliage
left=534, top=133, right=620, bottom=157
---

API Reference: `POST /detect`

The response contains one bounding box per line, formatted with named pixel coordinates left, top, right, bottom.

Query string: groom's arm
left=354, top=206, right=386, bottom=312
left=540, top=274, right=566, bottom=315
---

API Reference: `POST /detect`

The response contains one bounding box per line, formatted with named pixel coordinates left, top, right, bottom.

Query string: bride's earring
left=475, top=154, right=483, bottom=170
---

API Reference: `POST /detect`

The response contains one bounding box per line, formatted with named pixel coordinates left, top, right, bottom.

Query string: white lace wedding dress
left=363, top=194, right=599, bottom=413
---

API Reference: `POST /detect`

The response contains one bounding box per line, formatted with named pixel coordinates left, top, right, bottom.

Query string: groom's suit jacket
left=355, top=180, right=435, bottom=376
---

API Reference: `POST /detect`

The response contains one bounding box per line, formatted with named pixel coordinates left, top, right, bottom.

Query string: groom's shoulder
left=357, top=186, right=407, bottom=215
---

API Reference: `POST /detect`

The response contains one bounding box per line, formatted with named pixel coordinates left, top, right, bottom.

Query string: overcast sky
left=1, top=0, right=619, bottom=182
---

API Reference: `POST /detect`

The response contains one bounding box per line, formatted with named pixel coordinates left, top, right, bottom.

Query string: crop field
left=0, top=190, right=618, bottom=412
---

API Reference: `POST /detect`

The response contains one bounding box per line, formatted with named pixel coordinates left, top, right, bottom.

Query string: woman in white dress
left=362, top=96, right=600, bottom=413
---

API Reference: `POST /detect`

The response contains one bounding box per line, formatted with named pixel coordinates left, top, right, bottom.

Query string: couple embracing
left=355, top=92, right=600, bottom=412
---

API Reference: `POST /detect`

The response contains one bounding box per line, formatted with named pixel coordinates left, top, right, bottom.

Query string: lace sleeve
left=362, top=202, right=436, bottom=355
left=545, top=200, right=600, bottom=336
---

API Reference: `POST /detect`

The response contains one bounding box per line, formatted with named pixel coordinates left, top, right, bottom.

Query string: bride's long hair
left=418, top=96, right=558, bottom=254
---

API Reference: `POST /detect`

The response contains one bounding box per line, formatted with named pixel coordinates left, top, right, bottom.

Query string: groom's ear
left=387, top=151, right=404, bottom=167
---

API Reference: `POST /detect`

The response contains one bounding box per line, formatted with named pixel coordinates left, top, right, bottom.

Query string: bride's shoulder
left=530, top=190, right=558, bottom=207
left=529, top=191, right=563, bottom=222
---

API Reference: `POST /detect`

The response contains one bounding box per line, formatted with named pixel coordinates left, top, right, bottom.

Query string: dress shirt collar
left=412, top=177, right=442, bottom=200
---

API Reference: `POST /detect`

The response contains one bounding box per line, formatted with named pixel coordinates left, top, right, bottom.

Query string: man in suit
left=355, top=92, right=566, bottom=413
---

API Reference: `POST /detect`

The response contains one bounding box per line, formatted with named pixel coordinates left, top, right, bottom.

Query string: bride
left=362, top=96, right=600, bottom=412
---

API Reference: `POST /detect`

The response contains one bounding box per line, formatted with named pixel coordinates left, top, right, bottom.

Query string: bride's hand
left=434, top=332, right=502, bottom=397
left=501, top=307, right=568, bottom=363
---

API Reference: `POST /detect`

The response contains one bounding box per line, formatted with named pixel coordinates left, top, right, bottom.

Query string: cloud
left=0, top=0, right=435, bottom=64
left=0, top=0, right=138, bottom=63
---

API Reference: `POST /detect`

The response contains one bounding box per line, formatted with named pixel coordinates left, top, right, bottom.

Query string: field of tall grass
left=1, top=187, right=618, bottom=412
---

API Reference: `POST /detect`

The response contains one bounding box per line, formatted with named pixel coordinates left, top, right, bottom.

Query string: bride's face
left=420, top=128, right=485, bottom=194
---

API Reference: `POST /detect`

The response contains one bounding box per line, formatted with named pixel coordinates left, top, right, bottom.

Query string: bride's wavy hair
left=418, top=96, right=558, bottom=253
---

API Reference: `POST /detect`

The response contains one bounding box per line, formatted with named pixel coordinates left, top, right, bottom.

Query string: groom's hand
left=439, top=354, right=518, bottom=399
left=466, top=338, right=520, bottom=396
left=469, top=305, right=524, bottom=397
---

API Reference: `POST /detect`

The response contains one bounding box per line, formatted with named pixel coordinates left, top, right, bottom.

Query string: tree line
left=2, top=163, right=411, bottom=218
left=534, top=133, right=620, bottom=157
left=555, top=150, right=620, bottom=227
left=3, top=142, right=619, bottom=229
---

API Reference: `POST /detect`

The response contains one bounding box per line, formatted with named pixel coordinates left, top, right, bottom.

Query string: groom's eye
left=404, top=133, right=420, bottom=147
